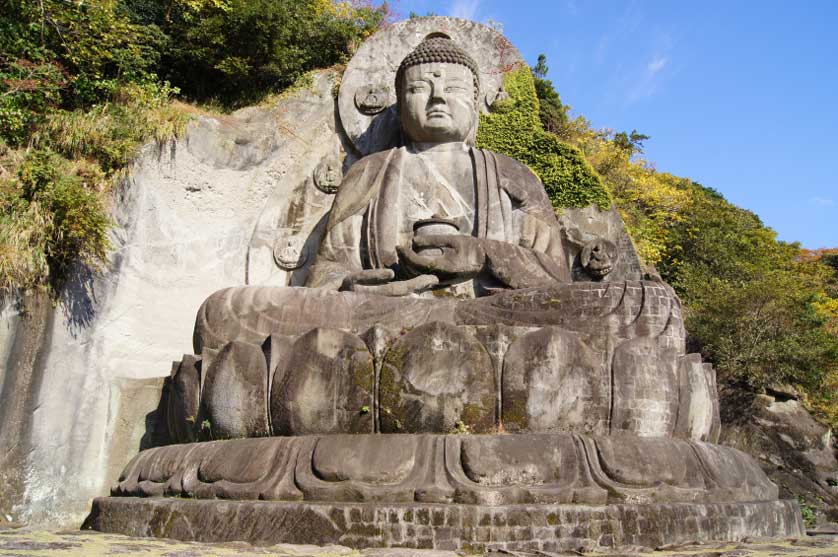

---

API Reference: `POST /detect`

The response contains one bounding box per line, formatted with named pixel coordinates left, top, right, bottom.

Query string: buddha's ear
left=465, top=107, right=478, bottom=146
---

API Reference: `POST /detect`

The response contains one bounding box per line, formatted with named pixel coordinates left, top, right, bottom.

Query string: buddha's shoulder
left=479, top=149, right=551, bottom=210
left=483, top=150, right=540, bottom=184
left=327, top=148, right=402, bottom=225
left=343, top=148, right=399, bottom=180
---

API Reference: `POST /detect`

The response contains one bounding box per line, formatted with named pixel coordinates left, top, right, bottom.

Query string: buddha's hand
left=340, top=268, right=438, bottom=297
left=397, top=234, right=487, bottom=282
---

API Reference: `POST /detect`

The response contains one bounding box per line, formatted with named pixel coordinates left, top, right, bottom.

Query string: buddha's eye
left=408, top=83, right=429, bottom=93
left=445, top=85, right=467, bottom=93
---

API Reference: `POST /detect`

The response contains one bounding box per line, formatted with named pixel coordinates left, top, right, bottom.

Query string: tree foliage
left=661, top=187, right=838, bottom=394
left=528, top=57, right=837, bottom=426
left=477, top=66, right=610, bottom=210
left=0, top=0, right=386, bottom=292
left=530, top=54, right=571, bottom=137
left=121, top=0, right=386, bottom=105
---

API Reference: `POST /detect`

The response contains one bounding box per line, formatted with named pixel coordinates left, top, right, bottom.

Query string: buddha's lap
left=193, top=279, right=683, bottom=352
left=174, top=280, right=713, bottom=439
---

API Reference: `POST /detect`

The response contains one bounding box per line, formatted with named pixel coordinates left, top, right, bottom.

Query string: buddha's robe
left=193, top=147, right=683, bottom=356
left=186, top=148, right=693, bottom=440
left=304, top=146, right=571, bottom=293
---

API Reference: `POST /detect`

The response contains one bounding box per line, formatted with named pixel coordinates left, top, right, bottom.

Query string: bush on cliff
left=476, top=66, right=610, bottom=211
left=529, top=57, right=838, bottom=427
left=120, top=0, right=386, bottom=106
left=0, top=0, right=384, bottom=293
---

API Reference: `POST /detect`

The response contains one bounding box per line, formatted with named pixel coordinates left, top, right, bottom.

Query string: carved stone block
left=202, top=341, right=270, bottom=439
left=502, top=327, right=608, bottom=435
left=271, top=328, right=373, bottom=435
left=379, top=322, right=495, bottom=434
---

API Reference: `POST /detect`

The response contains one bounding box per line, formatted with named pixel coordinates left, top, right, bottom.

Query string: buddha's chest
left=397, top=151, right=476, bottom=235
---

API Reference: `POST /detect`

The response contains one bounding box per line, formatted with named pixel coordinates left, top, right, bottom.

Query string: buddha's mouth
left=427, top=109, right=450, bottom=118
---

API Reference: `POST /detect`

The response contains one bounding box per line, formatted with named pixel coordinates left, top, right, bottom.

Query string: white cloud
left=811, top=196, right=834, bottom=207
left=450, top=0, right=480, bottom=20
left=647, top=56, right=668, bottom=75
left=625, top=53, right=669, bottom=103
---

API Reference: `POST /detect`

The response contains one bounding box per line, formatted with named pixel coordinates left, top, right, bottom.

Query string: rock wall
left=720, top=390, right=838, bottom=523
left=0, top=71, right=345, bottom=527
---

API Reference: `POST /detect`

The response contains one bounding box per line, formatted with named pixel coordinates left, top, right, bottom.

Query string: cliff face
left=720, top=388, right=838, bottom=524
left=0, top=71, right=345, bottom=527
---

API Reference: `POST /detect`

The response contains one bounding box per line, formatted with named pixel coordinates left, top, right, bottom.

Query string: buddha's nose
left=429, top=81, right=446, bottom=103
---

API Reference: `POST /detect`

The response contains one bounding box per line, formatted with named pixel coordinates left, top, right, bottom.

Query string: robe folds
left=191, top=147, right=683, bottom=357
left=304, top=146, right=571, bottom=290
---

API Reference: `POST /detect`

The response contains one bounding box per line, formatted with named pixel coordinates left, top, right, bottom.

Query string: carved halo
left=337, top=16, right=526, bottom=156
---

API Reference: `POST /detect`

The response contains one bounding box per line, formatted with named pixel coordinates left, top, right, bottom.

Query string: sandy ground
left=0, top=530, right=837, bottom=557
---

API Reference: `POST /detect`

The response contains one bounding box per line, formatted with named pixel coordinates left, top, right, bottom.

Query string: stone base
left=86, top=497, right=804, bottom=552
left=109, top=434, right=782, bottom=505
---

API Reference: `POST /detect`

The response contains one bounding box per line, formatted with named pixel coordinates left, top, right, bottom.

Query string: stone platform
left=87, top=434, right=804, bottom=550
left=86, top=498, right=803, bottom=552
left=109, top=434, right=780, bottom=505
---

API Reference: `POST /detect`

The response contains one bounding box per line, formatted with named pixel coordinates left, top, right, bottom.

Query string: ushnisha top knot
left=396, top=34, right=480, bottom=104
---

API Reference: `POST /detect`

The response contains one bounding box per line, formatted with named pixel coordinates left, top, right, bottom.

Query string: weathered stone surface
left=610, top=337, right=679, bottom=437
left=0, top=291, right=51, bottom=523
left=272, top=328, right=373, bottom=435
left=112, top=434, right=778, bottom=506
left=0, top=70, right=346, bottom=526
left=720, top=392, right=838, bottom=520
left=202, top=341, right=270, bottom=439
left=193, top=281, right=686, bottom=351
left=558, top=205, right=647, bottom=283
left=502, top=327, right=607, bottom=434
left=166, top=355, right=201, bottom=443
left=176, top=280, right=724, bottom=440
left=173, top=302, right=716, bottom=441
left=379, top=322, right=495, bottom=434
left=102, top=376, right=171, bottom=496
left=674, top=354, right=722, bottom=443
left=86, top=497, right=804, bottom=551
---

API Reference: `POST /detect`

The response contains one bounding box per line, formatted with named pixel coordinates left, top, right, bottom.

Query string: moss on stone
left=351, top=350, right=375, bottom=394
left=502, top=391, right=529, bottom=432
left=476, top=66, right=610, bottom=211
left=379, top=343, right=408, bottom=432
left=459, top=403, right=482, bottom=431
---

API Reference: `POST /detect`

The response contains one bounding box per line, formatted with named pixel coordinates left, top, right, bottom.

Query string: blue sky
left=390, top=0, right=838, bottom=249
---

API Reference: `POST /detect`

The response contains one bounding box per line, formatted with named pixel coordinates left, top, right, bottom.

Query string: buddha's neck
left=408, top=141, right=469, bottom=154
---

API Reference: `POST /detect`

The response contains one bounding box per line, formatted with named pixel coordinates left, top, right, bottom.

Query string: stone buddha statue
left=305, top=35, right=569, bottom=298
left=102, top=26, right=800, bottom=552
left=168, top=34, right=709, bottom=443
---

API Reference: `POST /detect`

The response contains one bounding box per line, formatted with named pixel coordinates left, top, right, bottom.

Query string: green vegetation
left=798, top=495, right=818, bottom=527
left=530, top=54, right=838, bottom=427
left=531, top=54, right=571, bottom=137
left=476, top=66, right=610, bottom=210
left=0, top=0, right=385, bottom=293
left=120, top=0, right=384, bottom=107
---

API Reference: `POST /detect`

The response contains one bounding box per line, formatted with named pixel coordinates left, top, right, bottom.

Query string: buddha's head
left=395, top=34, right=480, bottom=145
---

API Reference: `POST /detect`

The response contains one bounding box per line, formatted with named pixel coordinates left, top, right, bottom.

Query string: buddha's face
left=400, top=62, right=476, bottom=144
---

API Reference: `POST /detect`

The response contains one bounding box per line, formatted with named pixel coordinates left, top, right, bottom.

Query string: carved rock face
left=400, top=63, right=476, bottom=144
left=354, top=84, right=391, bottom=115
